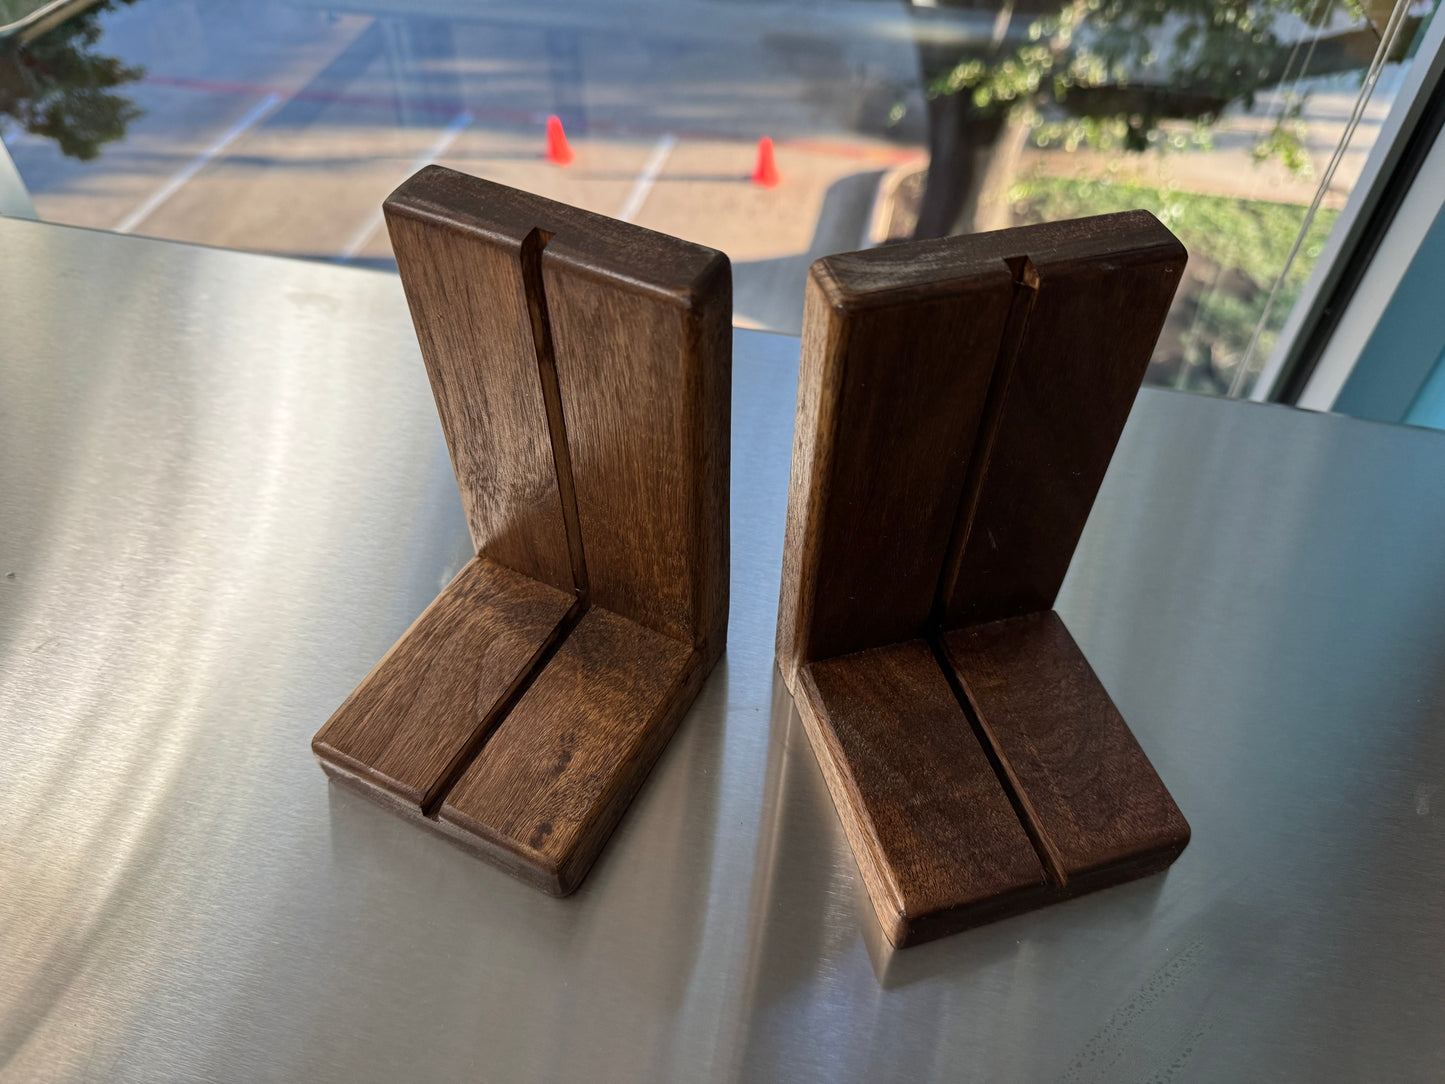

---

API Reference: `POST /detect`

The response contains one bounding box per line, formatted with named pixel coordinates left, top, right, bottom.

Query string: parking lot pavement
left=5, top=1, right=924, bottom=333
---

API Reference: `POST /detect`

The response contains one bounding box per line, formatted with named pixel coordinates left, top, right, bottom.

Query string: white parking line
left=114, top=93, right=283, bottom=235
left=338, top=110, right=473, bottom=262
left=616, top=134, right=677, bottom=224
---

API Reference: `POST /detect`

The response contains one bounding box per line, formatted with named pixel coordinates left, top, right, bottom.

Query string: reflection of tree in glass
left=911, top=0, right=1422, bottom=238
left=1, top=0, right=143, bottom=160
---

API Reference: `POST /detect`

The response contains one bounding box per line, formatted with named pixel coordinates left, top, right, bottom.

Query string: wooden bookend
left=313, top=166, right=730, bottom=895
left=777, top=211, right=1191, bottom=947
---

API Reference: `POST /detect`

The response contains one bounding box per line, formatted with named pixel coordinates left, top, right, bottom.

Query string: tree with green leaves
left=910, top=0, right=1416, bottom=238
left=0, top=0, right=143, bottom=161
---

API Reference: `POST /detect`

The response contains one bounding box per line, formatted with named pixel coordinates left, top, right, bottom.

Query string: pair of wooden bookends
left=313, top=165, right=1190, bottom=945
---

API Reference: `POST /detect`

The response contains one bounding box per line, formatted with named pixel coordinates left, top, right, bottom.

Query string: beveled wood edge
left=546, top=234, right=731, bottom=314
left=793, top=665, right=911, bottom=945
left=319, top=756, right=569, bottom=895
left=807, top=248, right=1015, bottom=315
left=896, top=846, right=1185, bottom=948
left=382, top=165, right=728, bottom=310
left=312, top=740, right=428, bottom=810
left=682, top=268, right=733, bottom=668
left=775, top=278, right=847, bottom=692
left=811, top=210, right=1182, bottom=311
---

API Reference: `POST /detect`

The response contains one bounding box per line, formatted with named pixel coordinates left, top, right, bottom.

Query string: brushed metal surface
left=3, top=216, right=1445, bottom=1082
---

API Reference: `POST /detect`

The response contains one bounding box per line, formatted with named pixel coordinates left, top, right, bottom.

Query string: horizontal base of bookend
left=792, top=613, right=1189, bottom=947
left=314, top=557, right=707, bottom=896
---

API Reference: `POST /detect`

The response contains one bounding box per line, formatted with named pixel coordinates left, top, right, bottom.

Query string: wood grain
left=943, top=612, right=1190, bottom=886
left=774, top=250, right=1014, bottom=688
left=439, top=606, right=699, bottom=895
left=798, top=641, right=1047, bottom=946
left=385, top=191, right=573, bottom=594
left=544, top=217, right=731, bottom=661
left=937, top=212, right=1186, bottom=626
left=317, top=168, right=730, bottom=895
left=385, top=165, right=731, bottom=659
left=775, top=213, right=1190, bottom=946
left=312, top=556, right=575, bottom=808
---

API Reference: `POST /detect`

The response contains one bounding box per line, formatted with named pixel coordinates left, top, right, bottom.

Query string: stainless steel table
left=3, top=215, right=1444, bottom=1083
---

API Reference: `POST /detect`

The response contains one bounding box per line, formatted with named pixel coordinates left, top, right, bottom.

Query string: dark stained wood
left=439, top=606, right=699, bottom=895
left=798, top=641, right=1048, bottom=946
left=385, top=165, right=731, bottom=661
left=312, top=556, right=575, bottom=808
left=943, top=612, right=1190, bottom=886
left=385, top=197, right=574, bottom=594
left=545, top=222, right=732, bottom=662
left=318, top=167, right=729, bottom=895
left=775, top=212, right=1190, bottom=947
left=937, top=213, right=1186, bottom=626
left=775, top=250, right=1014, bottom=688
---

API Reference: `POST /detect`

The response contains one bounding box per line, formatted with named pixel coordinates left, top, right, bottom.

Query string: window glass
left=2, top=0, right=1437, bottom=396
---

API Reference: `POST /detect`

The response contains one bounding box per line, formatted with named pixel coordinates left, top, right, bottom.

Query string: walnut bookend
left=313, top=166, right=730, bottom=895
left=777, top=212, right=1190, bottom=946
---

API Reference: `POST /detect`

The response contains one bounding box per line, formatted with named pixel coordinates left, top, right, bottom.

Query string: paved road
left=5, top=0, right=934, bottom=332
left=0, top=0, right=1406, bottom=335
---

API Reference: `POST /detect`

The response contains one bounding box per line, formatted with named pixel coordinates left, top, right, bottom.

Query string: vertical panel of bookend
left=312, top=170, right=582, bottom=812
left=939, top=211, right=1186, bottom=627
left=544, top=222, right=732, bottom=664
left=384, top=171, right=575, bottom=593
left=774, top=249, right=1015, bottom=690
left=434, top=176, right=733, bottom=893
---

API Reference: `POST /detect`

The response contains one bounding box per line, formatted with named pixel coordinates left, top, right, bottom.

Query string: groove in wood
left=312, top=557, right=574, bottom=809
left=778, top=211, right=1190, bottom=946
left=798, top=642, right=1048, bottom=947
left=314, top=167, right=730, bottom=895
left=440, top=606, right=700, bottom=895
left=520, top=225, right=589, bottom=598
left=943, top=613, right=1190, bottom=887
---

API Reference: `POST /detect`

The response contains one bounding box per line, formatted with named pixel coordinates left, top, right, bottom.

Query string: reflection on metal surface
left=4, top=217, right=1445, bottom=1081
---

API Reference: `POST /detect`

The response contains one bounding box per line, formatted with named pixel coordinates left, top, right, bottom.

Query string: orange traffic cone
left=546, top=115, right=574, bottom=166
left=751, top=136, right=779, bottom=187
